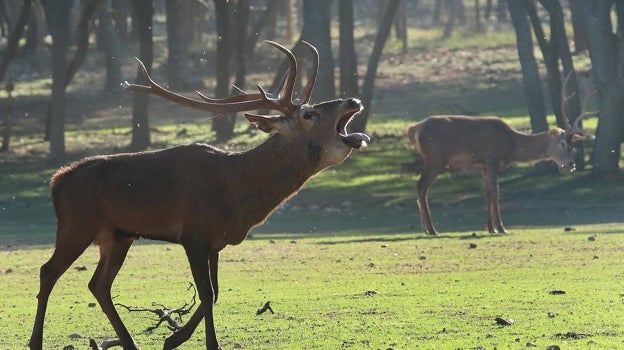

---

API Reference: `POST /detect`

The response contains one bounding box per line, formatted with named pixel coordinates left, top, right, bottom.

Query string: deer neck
left=230, top=135, right=320, bottom=230
left=510, top=130, right=553, bottom=163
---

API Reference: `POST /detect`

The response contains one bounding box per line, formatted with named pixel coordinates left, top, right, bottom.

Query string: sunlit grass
left=3, top=225, right=623, bottom=349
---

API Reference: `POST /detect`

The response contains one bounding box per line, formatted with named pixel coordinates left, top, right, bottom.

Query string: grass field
left=2, top=223, right=623, bottom=349
left=1, top=23, right=623, bottom=350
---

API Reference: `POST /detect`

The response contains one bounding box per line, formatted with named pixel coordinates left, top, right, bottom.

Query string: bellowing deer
left=407, top=74, right=591, bottom=235
left=28, top=41, right=370, bottom=350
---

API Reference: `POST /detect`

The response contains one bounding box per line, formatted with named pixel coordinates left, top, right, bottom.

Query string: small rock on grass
left=494, top=317, right=514, bottom=326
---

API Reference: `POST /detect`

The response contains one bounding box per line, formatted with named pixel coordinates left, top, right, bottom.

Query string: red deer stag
left=29, top=41, right=369, bottom=350
left=407, top=74, right=591, bottom=235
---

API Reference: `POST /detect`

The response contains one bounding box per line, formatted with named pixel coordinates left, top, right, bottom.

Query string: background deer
left=29, top=41, right=370, bottom=350
left=407, top=73, right=591, bottom=235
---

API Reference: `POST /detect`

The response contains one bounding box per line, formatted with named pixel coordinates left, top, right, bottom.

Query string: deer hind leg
left=29, top=225, right=93, bottom=350
left=88, top=231, right=138, bottom=349
left=182, top=239, right=221, bottom=350
left=482, top=166, right=507, bottom=233
left=163, top=251, right=219, bottom=350
left=417, top=165, right=440, bottom=235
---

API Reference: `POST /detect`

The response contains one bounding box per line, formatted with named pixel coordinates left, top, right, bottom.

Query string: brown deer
left=407, top=73, right=591, bottom=235
left=28, top=41, right=370, bottom=350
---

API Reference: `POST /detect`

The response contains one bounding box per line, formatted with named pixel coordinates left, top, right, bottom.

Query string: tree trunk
left=0, top=79, right=14, bottom=152
left=41, top=0, right=73, bottom=164
left=211, top=0, right=235, bottom=142
left=351, top=0, right=400, bottom=133
left=165, top=0, right=202, bottom=89
left=44, top=0, right=100, bottom=141
left=443, top=0, right=460, bottom=39
left=301, top=0, right=335, bottom=102
left=245, top=0, right=278, bottom=57
left=508, top=0, right=548, bottom=134
left=224, top=0, right=250, bottom=138
left=475, top=0, right=482, bottom=32
left=112, top=0, right=129, bottom=42
left=539, top=0, right=585, bottom=169
left=129, top=0, right=153, bottom=151
left=338, top=0, right=359, bottom=98
left=98, top=0, right=123, bottom=93
left=578, top=1, right=623, bottom=181
left=394, top=0, right=408, bottom=53
left=0, top=0, right=31, bottom=82
left=567, top=0, right=589, bottom=53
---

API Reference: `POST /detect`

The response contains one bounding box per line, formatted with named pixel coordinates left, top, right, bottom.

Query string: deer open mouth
left=337, top=102, right=370, bottom=149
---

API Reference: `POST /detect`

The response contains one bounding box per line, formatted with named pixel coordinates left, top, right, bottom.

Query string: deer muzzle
left=338, top=98, right=370, bottom=148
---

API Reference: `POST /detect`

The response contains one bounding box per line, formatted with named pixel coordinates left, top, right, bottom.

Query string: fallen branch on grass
left=115, top=282, right=197, bottom=333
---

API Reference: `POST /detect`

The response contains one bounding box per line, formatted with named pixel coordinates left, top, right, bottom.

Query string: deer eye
left=303, top=110, right=318, bottom=120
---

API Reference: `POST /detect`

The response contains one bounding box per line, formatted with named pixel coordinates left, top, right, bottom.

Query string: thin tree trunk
left=98, top=0, right=123, bottom=93
left=508, top=0, right=548, bottom=133
left=338, top=0, right=358, bottom=98
left=567, top=0, right=588, bottom=53
left=351, top=0, right=400, bottom=132
left=0, top=0, right=31, bottom=82
left=211, top=0, right=234, bottom=142
left=165, top=0, right=202, bottom=89
left=41, top=0, right=73, bottom=164
left=129, top=0, right=153, bottom=151
left=578, top=1, right=623, bottom=181
left=301, top=0, right=335, bottom=102
left=0, top=79, right=14, bottom=152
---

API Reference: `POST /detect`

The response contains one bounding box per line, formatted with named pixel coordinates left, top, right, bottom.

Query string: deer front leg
left=417, top=166, right=440, bottom=235
left=163, top=252, right=219, bottom=350
left=182, top=240, right=221, bottom=350
left=29, top=227, right=93, bottom=350
left=482, top=166, right=507, bottom=233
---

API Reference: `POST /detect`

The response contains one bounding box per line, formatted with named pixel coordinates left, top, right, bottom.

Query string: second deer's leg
left=482, top=166, right=506, bottom=233
left=88, top=233, right=137, bottom=349
left=29, top=225, right=93, bottom=350
left=163, top=251, right=219, bottom=350
left=417, top=166, right=440, bottom=235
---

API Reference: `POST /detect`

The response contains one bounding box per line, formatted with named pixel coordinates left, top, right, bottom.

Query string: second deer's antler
left=561, top=70, right=598, bottom=133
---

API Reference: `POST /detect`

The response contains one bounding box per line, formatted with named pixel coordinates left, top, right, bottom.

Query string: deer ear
left=244, top=113, right=286, bottom=134
left=571, top=133, right=586, bottom=142
left=549, top=128, right=564, bottom=137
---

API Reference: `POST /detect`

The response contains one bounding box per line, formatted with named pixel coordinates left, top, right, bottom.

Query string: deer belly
left=446, top=153, right=480, bottom=169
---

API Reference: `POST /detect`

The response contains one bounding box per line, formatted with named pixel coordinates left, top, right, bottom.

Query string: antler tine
left=572, top=87, right=597, bottom=131
left=265, top=40, right=297, bottom=111
left=122, top=57, right=157, bottom=94
left=560, top=70, right=574, bottom=130
left=124, top=58, right=239, bottom=111
left=297, top=40, right=319, bottom=105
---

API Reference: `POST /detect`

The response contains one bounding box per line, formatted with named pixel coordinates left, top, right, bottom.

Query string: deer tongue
left=342, top=132, right=370, bottom=148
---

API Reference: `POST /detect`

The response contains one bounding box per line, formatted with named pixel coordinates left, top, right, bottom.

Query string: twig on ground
left=115, top=282, right=197, bottom=333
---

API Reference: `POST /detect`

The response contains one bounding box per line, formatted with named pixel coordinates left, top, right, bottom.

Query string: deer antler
left=560, top=70, right=575, bottom=130
left=123, top=40, right=318, bottom=116
left=561, top=70, right=597, bottom=134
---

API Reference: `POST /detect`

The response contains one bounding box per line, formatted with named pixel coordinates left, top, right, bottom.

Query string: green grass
left=3, top=225, right=623, bottom=349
